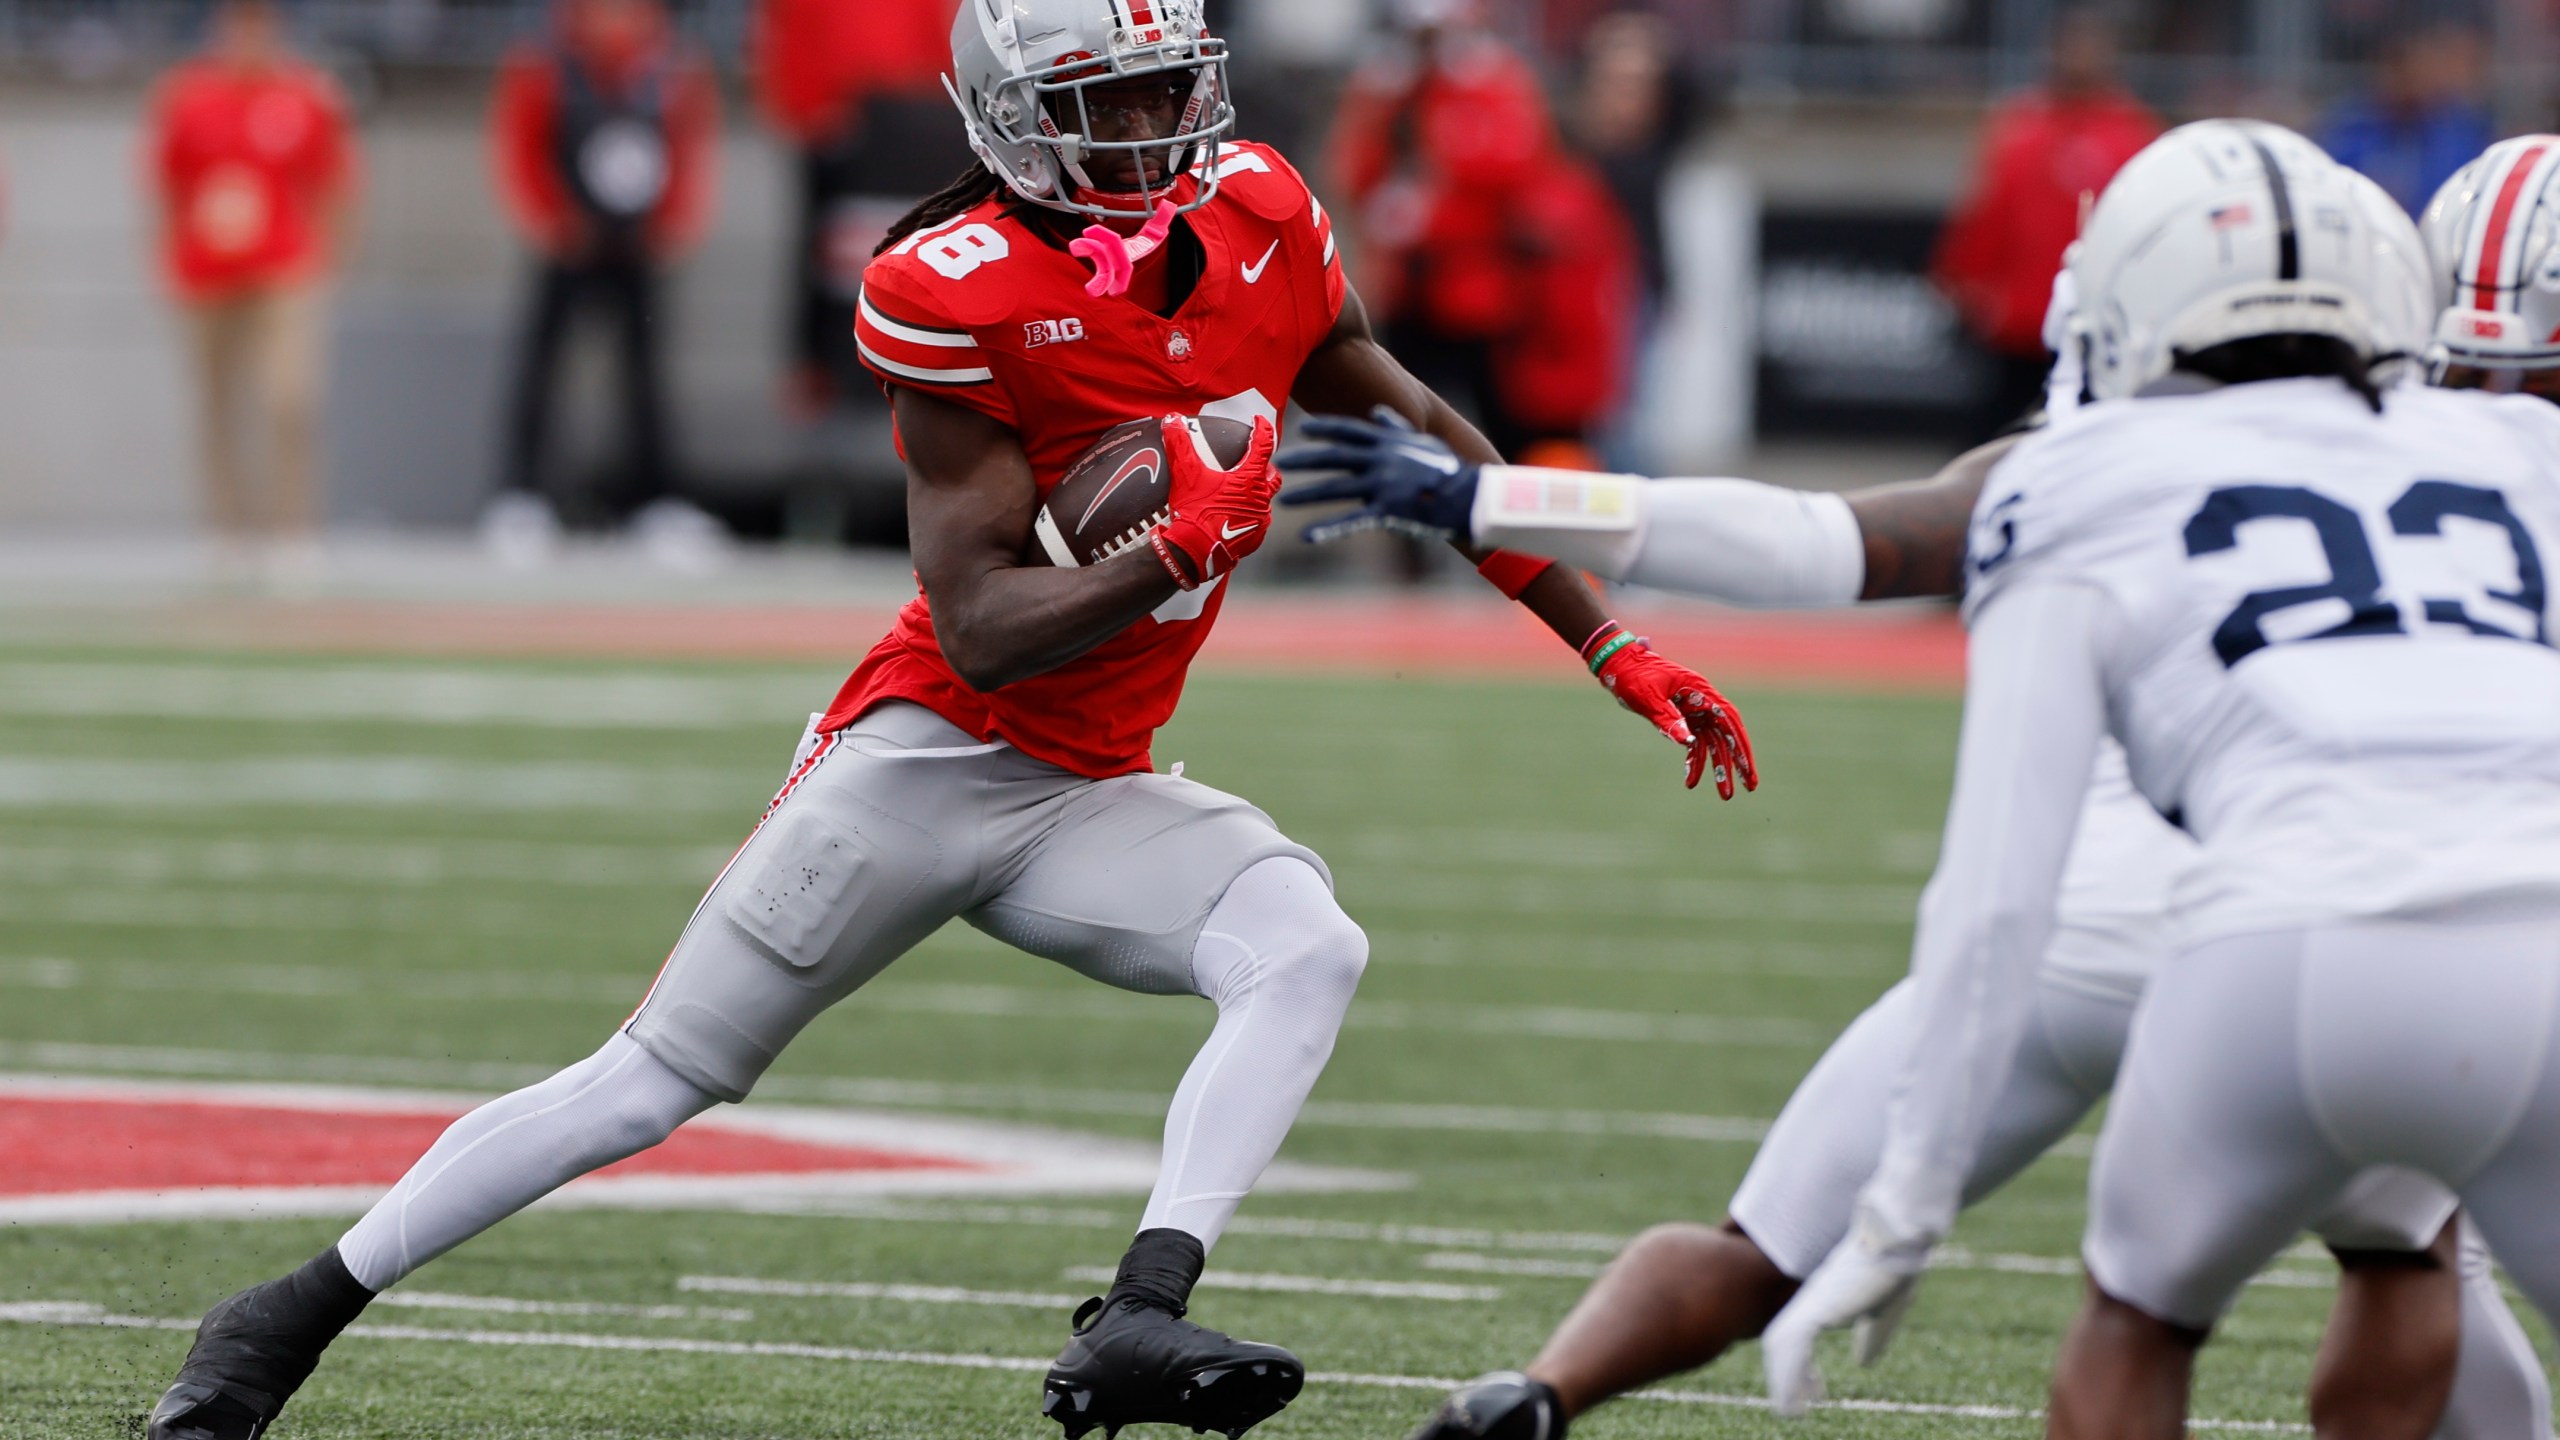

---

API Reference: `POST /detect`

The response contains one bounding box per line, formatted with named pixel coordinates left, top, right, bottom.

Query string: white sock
left=1140, top=857, right=1368, bottom=1249
left=2439, top=1216, right=2556, bottom=1440
left=336, top=1033, right=719, bottom=1290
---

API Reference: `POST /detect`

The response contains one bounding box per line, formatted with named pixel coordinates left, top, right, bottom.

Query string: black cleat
left=148, top=1249, right=373, bottom=1440
left=1042, top=1294, right=1305, bottom=1440
left=1406, top=1371, right=1566, bottom=1440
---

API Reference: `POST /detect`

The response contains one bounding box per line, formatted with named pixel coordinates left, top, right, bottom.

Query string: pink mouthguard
left=1070, top=200, right=1179, bottom=298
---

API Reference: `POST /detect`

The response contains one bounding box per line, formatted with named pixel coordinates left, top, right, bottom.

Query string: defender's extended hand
left=1760, top=1222, right=1930, bottom=1418
left=1151, top=415, right=1281, bottom=590
left=1586, top=625, right=1760, bottom=799
left=1276, top=407, right=1480, bottom=545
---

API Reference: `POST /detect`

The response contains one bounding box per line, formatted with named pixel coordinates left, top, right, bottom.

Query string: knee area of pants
left=1289, top=914, right=1369, bottom=997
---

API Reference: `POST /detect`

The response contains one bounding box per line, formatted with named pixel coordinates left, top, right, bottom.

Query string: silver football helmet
left=946, top=0, right=1235, bottom=222
left=2420, top=135, right=2560, bottom=373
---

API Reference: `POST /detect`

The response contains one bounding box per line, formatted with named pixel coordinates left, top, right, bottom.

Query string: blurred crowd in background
left=0, top=0, right=2541, bottom=577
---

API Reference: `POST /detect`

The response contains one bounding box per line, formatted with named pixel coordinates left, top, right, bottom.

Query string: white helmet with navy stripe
left=946, top=0, right=1235, bottom=222
left=2069, top=119, right=2434, bottom=402
left=2420, top=135, right=2560, bottom=371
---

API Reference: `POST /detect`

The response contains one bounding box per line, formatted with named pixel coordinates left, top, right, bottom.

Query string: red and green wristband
left=1580, top=619, right=1644, bottom=675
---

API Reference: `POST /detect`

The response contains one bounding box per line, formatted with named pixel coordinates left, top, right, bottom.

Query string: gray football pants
left=626, top=702, right=1335, bottom=1099
left=337, top=702, right=1366, bottom=1289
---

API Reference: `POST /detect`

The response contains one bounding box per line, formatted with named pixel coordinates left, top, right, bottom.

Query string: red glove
left=1583, top=621, right=1760, bottom=799
left=1149, top=415, right=1281, bottom=590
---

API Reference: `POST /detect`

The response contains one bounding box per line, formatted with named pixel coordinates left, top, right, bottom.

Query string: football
left=1025, top=415, right=1257, bottom=568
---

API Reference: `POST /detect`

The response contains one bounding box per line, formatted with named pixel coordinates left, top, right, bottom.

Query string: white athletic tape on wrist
left=1471, top=465, right=1648, bottom=578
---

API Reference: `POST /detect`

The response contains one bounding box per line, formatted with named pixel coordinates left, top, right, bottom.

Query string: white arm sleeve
left=1469, top=465, right=1865, bottom=607
left=1855, top=580, right=2111, bottom=1249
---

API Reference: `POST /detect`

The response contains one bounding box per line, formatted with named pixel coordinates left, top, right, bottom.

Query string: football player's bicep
left=895, top=386, right=1040, bottom=596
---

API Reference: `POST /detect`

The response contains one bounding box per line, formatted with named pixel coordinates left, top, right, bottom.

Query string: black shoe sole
left=1041, top=1355, right=1305, bottom=1440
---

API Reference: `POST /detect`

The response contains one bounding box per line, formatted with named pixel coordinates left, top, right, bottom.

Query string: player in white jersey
left=1280, top=122, right=2557, bottom=1440
left=1764, top=122, right=2560, bottom=1432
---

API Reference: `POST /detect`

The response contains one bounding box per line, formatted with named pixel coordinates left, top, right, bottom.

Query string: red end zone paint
left=130, top=596, right=1967, bottom=692
left=0, top=1096, right=981, bottom=1199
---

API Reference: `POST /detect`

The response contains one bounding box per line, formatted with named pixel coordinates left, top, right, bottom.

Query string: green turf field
left=0, top=649, right=2540, bottom=1438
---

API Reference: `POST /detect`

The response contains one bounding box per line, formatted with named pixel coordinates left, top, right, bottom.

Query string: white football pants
left=2088, top=906, right=2560, bottom=1340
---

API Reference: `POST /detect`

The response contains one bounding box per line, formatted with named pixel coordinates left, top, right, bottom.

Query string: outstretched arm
left=1288, top=286, right=1622, bottom=644
left=1289, top=287, right=1756, bottom=796
left=1285, top=417, right=2021, bottom=607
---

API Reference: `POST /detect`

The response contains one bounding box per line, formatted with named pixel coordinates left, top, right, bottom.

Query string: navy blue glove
left=1276, top=407, right=1481, bottom=545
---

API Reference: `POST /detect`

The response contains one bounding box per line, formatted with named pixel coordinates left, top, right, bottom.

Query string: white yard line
left=0, top=756, right=755, bottom=814
left=680, top=1276, right=1080, bottom=1309
left=1, top=1040, right=1801, bottom=1140
left=377, top=1291, right=754, bottom=1323
left=0, top=662, right=819, bottom=730
left=0, top=1301, right=2307, bottom=1432
left=0, top=838, right=726, bottom=891
left=1059, top=1267, right=1498, bottom=1303
left=1, top=961, right=1822, bottom=1045
left=1423, top=1249, right=2338, bottom=1291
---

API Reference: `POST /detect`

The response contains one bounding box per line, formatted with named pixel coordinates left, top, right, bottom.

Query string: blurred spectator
left=146, top=0, right=358, bottom=556
left=1326, top=0, right=1639, bottom=464
left=752, top=0, right=957, bottom=423
left=1932, top=4, right=2156, bottom=440
left=483, top=0, right=722, bottom=568
left=1571, top=9, right=1693, bottom=468
left=2319, top=18, right=2491, bottom=216
left=1572, top=11, right=1692, bottom=310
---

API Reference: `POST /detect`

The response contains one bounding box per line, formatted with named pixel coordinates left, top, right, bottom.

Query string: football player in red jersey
left=141, top=6, right=1751, bottom=1440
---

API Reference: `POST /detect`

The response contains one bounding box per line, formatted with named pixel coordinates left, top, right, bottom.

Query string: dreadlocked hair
left=2173, top=333, right=2392, bottom=414
left=877, top=167, right=1009, bottom=257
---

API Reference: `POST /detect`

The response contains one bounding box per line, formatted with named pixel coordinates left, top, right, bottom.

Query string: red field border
left=106, top=594, right=1966, bottom=692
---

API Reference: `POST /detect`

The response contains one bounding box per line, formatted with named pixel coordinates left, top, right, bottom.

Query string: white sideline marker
left=0, top=1301, right=2309, bottom=1432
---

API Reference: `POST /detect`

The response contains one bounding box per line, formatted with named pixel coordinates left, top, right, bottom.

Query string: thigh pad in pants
left=624, top=707, right=1022, bottom=1100
left=967, top=772, right=1326, bottom=997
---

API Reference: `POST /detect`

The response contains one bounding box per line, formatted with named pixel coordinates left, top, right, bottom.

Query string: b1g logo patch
left=1025, top=318, right=1086, bottom=349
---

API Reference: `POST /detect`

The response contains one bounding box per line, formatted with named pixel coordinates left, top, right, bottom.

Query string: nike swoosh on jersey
left=1220, top=520, right=1259, bottom=540
left=1240, top=240, right=1280, bottom=284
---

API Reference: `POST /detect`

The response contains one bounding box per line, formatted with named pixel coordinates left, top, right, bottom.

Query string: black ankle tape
left=287, top=1247, right=376, bottom=1337
left=1106, top=1228, right=1205, bottom=1314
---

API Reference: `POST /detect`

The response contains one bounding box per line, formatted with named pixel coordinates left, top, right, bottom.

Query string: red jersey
left=823, top=143, right=1347, bottom=778
left=1932, top=88, right=2159, bottom=356
left=149, top=58, right=355, bottom=302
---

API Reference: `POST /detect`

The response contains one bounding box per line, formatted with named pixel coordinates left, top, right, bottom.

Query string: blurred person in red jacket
left=1931, top=4, right=2156, bottom=440
left=752, top=0, right=965, bottom=422
left=147, top=0, right=358, bottom=560
left=1326, top=0, right=1638, bottom=465
left=484, top=0, right=722, bottom=568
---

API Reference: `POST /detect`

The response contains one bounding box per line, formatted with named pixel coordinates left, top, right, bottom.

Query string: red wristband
left=1476, top=549, right=1557, bottom=599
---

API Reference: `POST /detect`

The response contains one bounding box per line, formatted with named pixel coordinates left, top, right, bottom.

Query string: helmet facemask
left=966, top=33, right=1234, bottom=222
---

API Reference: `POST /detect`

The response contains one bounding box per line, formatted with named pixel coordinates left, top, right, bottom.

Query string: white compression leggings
left=1142, top=856, right=1368, bottom=1244
left=337, top=856, right=1363, bottom=1291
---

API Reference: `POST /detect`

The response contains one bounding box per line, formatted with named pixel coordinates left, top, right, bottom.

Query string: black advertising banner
left=1755, top=209, right=1996, bottom=441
